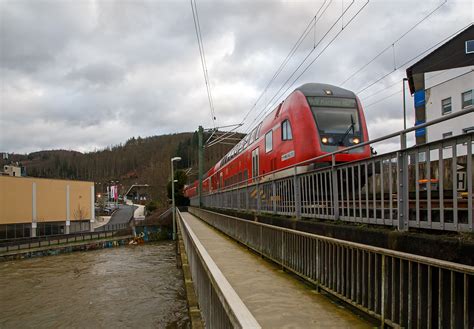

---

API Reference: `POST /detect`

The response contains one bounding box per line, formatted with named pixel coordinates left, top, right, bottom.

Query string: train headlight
left=351, top=137, right=360, bottom=144
left=321, top=137, right=328, bottom=144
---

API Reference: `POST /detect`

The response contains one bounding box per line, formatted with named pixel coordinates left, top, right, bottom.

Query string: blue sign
left=415, top=127, right=426, bottom=137
left=414, top=90, right=425, bottom=108
left=415, top=120, right=426, bottom=137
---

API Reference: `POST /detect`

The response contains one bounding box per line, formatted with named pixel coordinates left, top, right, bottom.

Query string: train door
left=252, top=147, right=259, bottom=179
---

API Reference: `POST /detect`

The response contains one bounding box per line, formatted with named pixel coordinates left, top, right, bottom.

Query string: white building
left=424, top=68, right=473, bottom=143
left=406, top=25, right=473, bottom=147
left=1, top=165, right=22, bottom=177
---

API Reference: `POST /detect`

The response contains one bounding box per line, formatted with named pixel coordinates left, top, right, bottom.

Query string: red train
left=184, top=83, right=370, bottom=198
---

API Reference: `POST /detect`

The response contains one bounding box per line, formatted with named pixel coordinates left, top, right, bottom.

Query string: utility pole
left=198, top=125, right=204, bottom=207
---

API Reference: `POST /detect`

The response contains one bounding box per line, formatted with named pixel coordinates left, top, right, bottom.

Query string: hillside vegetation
left=1, top=131, right=241, bottom=205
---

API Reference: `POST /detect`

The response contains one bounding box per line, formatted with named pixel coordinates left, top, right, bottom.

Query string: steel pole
left=171, top=160, right=176, bottom=240
left=403, top=78, right=408, bottom=130
left=198, top=125, right=204, bottom=207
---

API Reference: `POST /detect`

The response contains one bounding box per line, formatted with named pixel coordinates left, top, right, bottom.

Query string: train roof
left=296, top=83, right=356, bottom=98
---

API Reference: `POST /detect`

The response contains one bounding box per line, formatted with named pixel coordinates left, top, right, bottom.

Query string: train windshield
left=307, top=97, right=360, bottom=135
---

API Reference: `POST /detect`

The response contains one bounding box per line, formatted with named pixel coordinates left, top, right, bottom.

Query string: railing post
left=272, top=180, right=277, bottom=214
left=331, top=155, right=340, bottom=220
left=257, top=181, right=261, bottom=214
left=294, top=168, right=301, bottom=219
left=397, top=132, right=409, bottom=231
left=245, top=183, right=249, bottom=211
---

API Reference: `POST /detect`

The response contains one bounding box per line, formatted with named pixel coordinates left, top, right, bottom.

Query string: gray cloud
left=0, top=0, right=472, bottom=154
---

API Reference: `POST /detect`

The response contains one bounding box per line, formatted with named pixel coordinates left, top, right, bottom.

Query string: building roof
left=406, top=25, right=474, bottom=94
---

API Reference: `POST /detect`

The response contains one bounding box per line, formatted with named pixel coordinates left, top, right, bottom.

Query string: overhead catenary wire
left=362, top=68, right=474, bottom=112
left=239, top=0, right=331, bottom=126
left=356, top=22, right=473, bottom=95
left=204, top=122, right=244, bottom=148
left=360, top=68, right=452, bottom=106
left=242, top=0, right=350, bottom=134
left=242, top=0, right=360, bottom=134
left=190, top=0, right=217, bottom=128
left=340, top=0, right=447, bottom=86
left=248, top=0, right=368, bottom=131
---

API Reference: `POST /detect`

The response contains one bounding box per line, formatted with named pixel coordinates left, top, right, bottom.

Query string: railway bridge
left=180, top=109, right=474, bottom=328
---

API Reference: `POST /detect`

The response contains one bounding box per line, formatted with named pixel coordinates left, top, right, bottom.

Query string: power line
left=190, top=0, right=217, bottom=128
left=363, top=88, right=402, bottom=109
left=361, top=68, right=473, bottom=111
left=239, top=0, right=331, bottom=126
left=359, top=78, right=402, bottom=102
left=340, top=0, right=447, bottom=86
left=243, top=1, right=353, bottom=132
left=359, top=69, right=449, bottom=104
left=248, top=0, right=368, bottom=131
left=242, top=0, right=361, bottom=133
left=356, top=22, right=472, bottom=95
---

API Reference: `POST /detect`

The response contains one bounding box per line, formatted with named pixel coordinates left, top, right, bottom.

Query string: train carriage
left=184, top=83, right=371, bottom=198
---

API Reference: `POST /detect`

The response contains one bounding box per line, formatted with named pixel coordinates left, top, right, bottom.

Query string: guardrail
left=94, top=223, right=130, bottom=231
left=192, top=108, right=473, bottom=232
left=0, top=229, right=129, bottom=253
left=189, top=207, right=473, bottom=328
left=177, top=209, right=261, bottom=329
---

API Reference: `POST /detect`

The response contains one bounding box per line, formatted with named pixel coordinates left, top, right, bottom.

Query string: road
left=108, top=205, right=136, bottom=225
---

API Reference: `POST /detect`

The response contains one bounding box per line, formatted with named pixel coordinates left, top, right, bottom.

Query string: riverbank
left=0, top=235, right=133, bottom=262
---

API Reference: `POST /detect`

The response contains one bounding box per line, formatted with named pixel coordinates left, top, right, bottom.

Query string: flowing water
left=0, top=242, right=189, bottom=328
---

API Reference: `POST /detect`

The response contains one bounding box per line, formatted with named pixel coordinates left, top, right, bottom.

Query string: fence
left=0, top=229, right=129, bottom=253
left=189, top=207, right=474, bottom=328
left=177, top=210, right=260, bottom=329
left=95, top=222, right=130, bottom=232
left=192, top=108, right=473, bottom=232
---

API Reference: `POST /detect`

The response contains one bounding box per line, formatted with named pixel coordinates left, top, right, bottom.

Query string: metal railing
left=94, top=222, right=130, bottom=231
left=189, top=207, right=474, bottom=328
left=192, top=108, right=474, bottom=232
left=0, top=229, right=129, bottom=254
left=177, top=210, right=261, bottom=329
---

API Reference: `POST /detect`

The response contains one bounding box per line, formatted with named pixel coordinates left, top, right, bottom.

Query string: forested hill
left=1, top=131, right=241, bottom=204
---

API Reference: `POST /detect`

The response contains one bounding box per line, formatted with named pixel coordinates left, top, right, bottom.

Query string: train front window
left=312, top=107, right=360, bottom=134
left=307, top=96, right=361, bottom=144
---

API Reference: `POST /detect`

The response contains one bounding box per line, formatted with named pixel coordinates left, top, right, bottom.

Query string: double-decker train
left=184, top=83, right=371, bottom=198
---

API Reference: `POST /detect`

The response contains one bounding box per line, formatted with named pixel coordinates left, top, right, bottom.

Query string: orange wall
left=0, top=176, right=93, bottom=225
left=69, top=181, right=93, bottom=220
left=0, top=176, right=33, bottom=224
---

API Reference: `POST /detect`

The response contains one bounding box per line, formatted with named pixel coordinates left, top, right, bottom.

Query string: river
left=0, top=242, right=190, bottom=328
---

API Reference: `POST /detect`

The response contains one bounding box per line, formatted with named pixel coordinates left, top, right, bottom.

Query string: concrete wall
left=0, top=176, right=94, bottom=225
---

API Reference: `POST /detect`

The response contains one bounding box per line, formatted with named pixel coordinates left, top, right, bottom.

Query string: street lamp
left=171, top=156, right=182, bottom=240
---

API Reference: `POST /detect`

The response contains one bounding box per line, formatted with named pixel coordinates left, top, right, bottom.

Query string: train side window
left=281, top=120, right=293, bottom=141
left=252, top=148, right=259, bottom=178
left=250, top=128, right=257, bottom=143
left=265, top=131, right=273, bottom=153
left=256, top=122, right=263, bottom=139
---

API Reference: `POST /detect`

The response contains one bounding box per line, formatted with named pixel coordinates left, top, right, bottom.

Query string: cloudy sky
left=0, top=0, right=472, bottom=154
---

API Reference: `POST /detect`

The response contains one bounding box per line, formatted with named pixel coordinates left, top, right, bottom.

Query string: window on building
left=441, top=97, right=451, bottom=115
left=442, top=132, right=453, bottom=139
left=281, top=120, right=293, bottom=141
left=265, top=131, right=273, bottom=153
left=462, top=126, right=474, bottom=134
left=462, top=90, right=472, bottom=108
